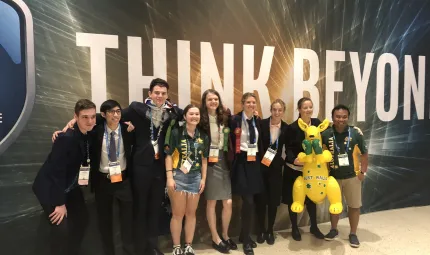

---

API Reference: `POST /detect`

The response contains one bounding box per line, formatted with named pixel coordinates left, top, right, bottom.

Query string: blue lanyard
left=183, top=129, right=199, bottom=160
left=242, top=112, right=256, bottom=144
left=150, top=110, right=163, bottom=142
left=105, top=124, right=121, bottom=162
left=332, top=127, right=350, bottom=153
left=269, top=118, right=279, bottom=150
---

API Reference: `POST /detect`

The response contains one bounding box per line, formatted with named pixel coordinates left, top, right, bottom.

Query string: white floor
left=173, top=206, right=430, bottom=255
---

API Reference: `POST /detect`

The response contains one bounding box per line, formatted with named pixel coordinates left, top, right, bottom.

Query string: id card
left=209, top=145, right=219, bottom=163
left=78, top=166, right=90, bottom=186
left=247, top=144, right=257, bottom=161
left=338, top=153, right=350, bottom=166
left=152, top=141, right=159, bottom=159
left=261, top=148, right=276, bottom=167
left=108, top=161, right=122, bottom=183
left=180, top=158, right=193, bottom=174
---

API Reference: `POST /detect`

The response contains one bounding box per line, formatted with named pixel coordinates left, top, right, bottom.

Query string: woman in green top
left=165, top=104, right=209, bottom=255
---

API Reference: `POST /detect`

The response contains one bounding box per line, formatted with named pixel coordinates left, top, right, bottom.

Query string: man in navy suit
left=32, top=99, right=96, bottom=255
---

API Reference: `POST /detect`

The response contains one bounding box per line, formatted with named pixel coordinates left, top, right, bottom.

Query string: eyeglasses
left=107, top=109, right=121, bottom=115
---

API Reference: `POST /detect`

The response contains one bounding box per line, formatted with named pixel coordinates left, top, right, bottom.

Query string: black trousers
left=240, top=195, right=256, bottom=245
left=40, top=187, right=88, bottom=255
left=95, top=172, right=135, bottom=255
left=132, top=160, right=165, bottom=254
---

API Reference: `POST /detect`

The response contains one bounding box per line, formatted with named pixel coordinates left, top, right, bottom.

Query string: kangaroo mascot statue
left=291, top=118, right=343, bottom=215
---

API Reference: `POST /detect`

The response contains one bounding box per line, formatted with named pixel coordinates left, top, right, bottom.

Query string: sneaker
left=184, top=244, right=195, bottom=255
left=324, top=229, right=339, bottom=241
left=349, top=234, right=360, bottom=248
left=172, top=245, right=183, bottom=255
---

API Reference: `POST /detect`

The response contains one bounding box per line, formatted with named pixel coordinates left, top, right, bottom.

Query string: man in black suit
left=122, top=78, right=182, bottom=255
left=32, top=99, right=96, bottom=255
left=90, top=100, right=135, bottom=255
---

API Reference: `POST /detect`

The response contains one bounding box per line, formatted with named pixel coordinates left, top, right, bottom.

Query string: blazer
left=89, top=121, right=134, bottom=191
left=122, top=101, right=182, bottom=167
left=33, top=128, right=89, bottom=206
left=228, top=111, right=264, bottom=163
left=259, top=118, right=289, bottom=168
left=285, top=118, right=321, bottom=165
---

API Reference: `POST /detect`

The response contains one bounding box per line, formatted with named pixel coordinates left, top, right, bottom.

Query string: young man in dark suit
left=32, top=99, right=96, bottom=255
left=90, top=100, right=135, bottom=255
left=121, top=78, right=182, bottom=255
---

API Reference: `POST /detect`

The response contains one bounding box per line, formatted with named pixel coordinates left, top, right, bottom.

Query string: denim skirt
left=173, top=169, right=202, bottom=194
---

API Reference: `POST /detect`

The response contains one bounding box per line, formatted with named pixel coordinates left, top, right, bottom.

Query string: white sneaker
left=172, top=245, right=183, bottom=255
left=184, top=244, right=195, bottom=255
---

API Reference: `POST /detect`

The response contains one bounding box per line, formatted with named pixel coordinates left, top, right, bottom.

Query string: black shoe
left=291, top=227, right=301, bottom=241
left=256, top=233, right=265, bottom=244
left=243, top=243, right=254, bottom=255
left=310, top=226, right=325, bottom=239
left=349, top=234, right=360, bottom=248
left=324, top=229, right=339, bottom=241
left=212, top=240, right=230, bottom=254
left=221, top=238, right=238, bottom=250
left=184, top=244, right=195, bottom=255
left=238, top=236, right=257, bottom=248
left=266, top=232, right=275, bottom=245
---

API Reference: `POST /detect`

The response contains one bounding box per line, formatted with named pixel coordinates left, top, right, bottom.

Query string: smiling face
left=184, top=107, right=200, bottom=126
left=242, top=95, right=257, bottom=116
left=298, top=99, right=313, bottom=120
left=271, top=102, right=284, bottom=120
left=148, top=85, right=168, bottom=107
left=205, top=92, right=220, bottom=112
left=332, top=109, right=349, bottom=131
left=101, top=106, right=121, bottom=127
left=74, top=108, right=96, bottom=133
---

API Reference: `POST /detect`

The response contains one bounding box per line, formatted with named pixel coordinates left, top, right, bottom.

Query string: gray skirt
left=205, top=151, right=232, bottom=200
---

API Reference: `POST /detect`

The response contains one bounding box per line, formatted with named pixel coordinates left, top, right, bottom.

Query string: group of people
left=32, top=78, right=368, bottom=255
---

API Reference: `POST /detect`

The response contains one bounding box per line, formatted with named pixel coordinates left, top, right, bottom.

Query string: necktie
left=246, top=119, right=256, bottom=144
left=109, top=132, right=117, bottom=162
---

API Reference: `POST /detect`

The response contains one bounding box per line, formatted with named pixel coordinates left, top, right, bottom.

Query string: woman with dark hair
left=229, top=92, right=264, bottom=255
left=199, top=89, right=236, bottom=253
left=282, top=97, right=324, bottom=241
left=165, top=104, right=210, bottom=255
left=255, top=99, right=289, bottom=245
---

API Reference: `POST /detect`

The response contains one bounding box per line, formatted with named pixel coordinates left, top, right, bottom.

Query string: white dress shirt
left=100, top=125, right=126, bottom=173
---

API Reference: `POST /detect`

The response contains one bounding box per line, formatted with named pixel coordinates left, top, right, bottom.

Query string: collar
left=106, top=124, right=120, bottom=135
left=184, top=127, right=200, bottom=139
left=270, top=119, right=281, bottom=128
left=333, top=125, right=350, bottom=134
left=144, top=97, right=173, bottom=110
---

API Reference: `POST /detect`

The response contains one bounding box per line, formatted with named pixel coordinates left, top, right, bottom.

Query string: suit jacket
left=33, top=128, right=89, bottom=206
left=228, top=111, right=264, bottom=164
left=259, top=118, right=289, bottom=168
left=89, top=121, right=134, bottom=191
left=285, top=118, right=321, bottom=165
left=121, top=101, right=182, bottom=167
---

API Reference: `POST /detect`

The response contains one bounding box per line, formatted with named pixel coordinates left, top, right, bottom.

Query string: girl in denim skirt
left=165, top=104, right=210, bottom=255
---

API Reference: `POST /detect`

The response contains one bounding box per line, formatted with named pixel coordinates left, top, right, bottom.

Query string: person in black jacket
left=121, top=78, right=182, bottom=255
left=229, top=92, right=264, bottom=255
left=90, top=100, right=135, bottom=255
left=255, top=99, right=289, bottom=245
left=282, top=97, right=324, bottom=241
left=32, top=99, right=96, bottom=255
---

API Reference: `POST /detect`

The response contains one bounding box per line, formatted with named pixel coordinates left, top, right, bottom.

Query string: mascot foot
left=291, top=202, right=304, bottom=213
left=329, top=203, right=343, bottom=214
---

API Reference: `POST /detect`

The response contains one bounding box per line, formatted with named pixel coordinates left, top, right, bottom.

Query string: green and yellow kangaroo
left=291, top=118, right=343, bottom=215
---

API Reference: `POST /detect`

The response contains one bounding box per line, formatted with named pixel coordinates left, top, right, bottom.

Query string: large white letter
left=350, top=52, right=374, bottom=121
left=376, top=53, right=399, bottom=122
left=76, top=33, right=118, bottom=108
left=404, top=55, right=425, bottom=120
left=127, top=37, right=166, bottom=103
left=293, top=48, right=320, bottom=119
left=243, top=45, right=274, bottom=118
left=177, top=40, right=191, bottom=107
left=325, top=50, right=345, bottom=121
left=201, top=43, right=234, bottom=111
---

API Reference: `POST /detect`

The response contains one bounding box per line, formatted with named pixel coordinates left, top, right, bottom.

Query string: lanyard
left=269, top=118, right=279, bottom=150
left=66, top=139, right=90, bottom=193
left=150, top=110, right=163, bottom=143
left=332, top=127, right=350, bottom=153
left=183, top=129, right=199, bottom=160
left=105, top=124, right=121, bottom=162
left=242, top=112, right=256, bottom=144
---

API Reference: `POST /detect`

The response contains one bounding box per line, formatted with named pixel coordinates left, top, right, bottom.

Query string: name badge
left=78, top=166, right=90, bottom=186
left=152, top=141, right=159, bottom=159
left=209, top=145, right=219, bottom=163
left=247, top=144, right=257, bottom=161
left=108, top=161, right=122, bottom=183
left=338, top=153, right=350, bottom=166
left=261, top=148, right=276, bottom=167
left=180, top=158, right=193, bottom=174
